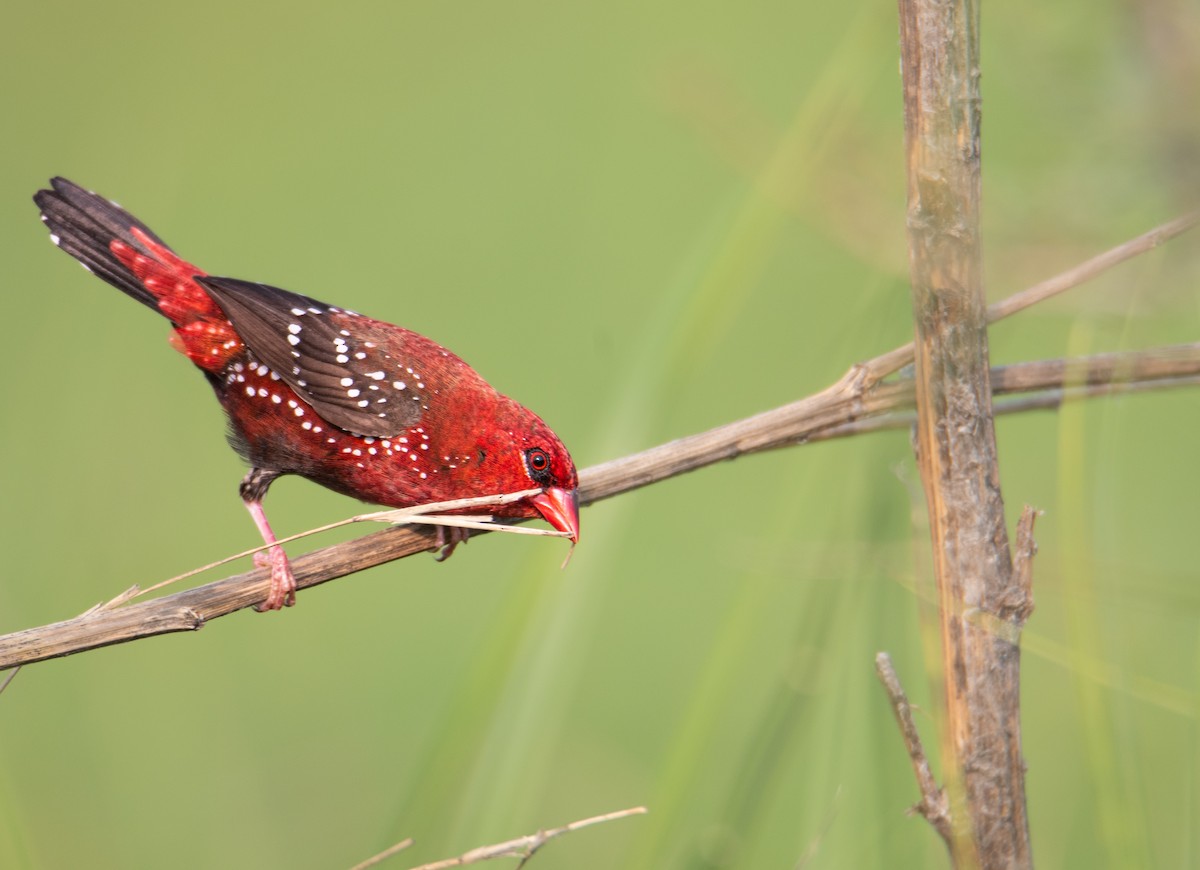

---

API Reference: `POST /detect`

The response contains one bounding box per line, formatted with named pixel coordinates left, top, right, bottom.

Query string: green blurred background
left=2, top=1, right=1198, bottom=867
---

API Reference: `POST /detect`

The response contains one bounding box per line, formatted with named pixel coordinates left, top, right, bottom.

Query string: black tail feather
left=33, top=177, right=174, bottom=312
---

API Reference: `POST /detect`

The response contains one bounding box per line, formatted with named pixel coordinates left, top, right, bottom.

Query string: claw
left=253, top=546, right=296, bottom=611
left=434, top=524, right=471, bottom=562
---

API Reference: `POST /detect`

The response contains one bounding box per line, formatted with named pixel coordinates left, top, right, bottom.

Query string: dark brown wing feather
left=199, top=277, right=427, bottom=436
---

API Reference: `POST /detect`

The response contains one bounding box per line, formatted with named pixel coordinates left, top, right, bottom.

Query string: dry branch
left=874, top=653, right=951, bottom=841
left=0, top=343, right=1195, bottom=671
left=0, top=207, right=1196, bottom=671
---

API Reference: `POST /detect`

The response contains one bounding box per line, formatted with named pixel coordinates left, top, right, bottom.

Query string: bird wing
left=199, top=276, right=427, bottom=437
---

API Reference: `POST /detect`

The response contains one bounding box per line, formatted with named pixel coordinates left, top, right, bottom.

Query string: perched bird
left=34, top=177, right=579, bottom=611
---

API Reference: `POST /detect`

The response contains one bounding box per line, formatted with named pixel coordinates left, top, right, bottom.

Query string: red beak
left=531, top=487, right=580, bottom=543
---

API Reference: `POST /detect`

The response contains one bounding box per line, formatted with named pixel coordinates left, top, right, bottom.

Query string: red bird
left=34, top=178, right=579, bottom=611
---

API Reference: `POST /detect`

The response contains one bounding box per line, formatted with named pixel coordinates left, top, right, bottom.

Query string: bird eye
left=524, top=447, right=552, bottom=484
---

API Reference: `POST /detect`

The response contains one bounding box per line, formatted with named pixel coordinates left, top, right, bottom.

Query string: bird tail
left=33, top=177, right=220, bottom=327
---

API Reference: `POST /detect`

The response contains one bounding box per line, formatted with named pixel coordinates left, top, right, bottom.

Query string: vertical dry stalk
left=898, top=0, right=1034, bottom=867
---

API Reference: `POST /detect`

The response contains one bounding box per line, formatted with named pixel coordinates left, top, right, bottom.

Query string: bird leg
left=240, top=468, right=296, bottom=611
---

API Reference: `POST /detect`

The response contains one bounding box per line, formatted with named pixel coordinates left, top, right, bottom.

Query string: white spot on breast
left=347, top=389, right=360, bottom=398
left=393, top=381, right=406, bottom=390
left=365, top=371, right=385, bottom=380
left=340, top=377, right=354, bottom=387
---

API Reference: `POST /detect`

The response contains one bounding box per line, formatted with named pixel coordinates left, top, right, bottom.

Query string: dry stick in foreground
left=898, top=0, right=1032, bottom=865
left=0, top=208, right=1195, bottom=671
left=347, top=806, right=647, bottom=870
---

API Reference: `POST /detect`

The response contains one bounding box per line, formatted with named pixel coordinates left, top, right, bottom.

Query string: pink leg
left=244, top=499, right=296, bottom=610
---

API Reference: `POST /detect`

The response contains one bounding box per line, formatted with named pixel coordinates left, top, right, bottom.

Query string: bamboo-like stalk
left=896, top=0, right=1033, bottom=865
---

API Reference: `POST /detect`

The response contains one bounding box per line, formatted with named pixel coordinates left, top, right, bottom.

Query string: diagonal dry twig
left=874, top=653, right=951, bottom=841
left=347, top=806, right=647, bottom=870
left=132, top=488, right=565, bottom=600
left=349, top=839, right=415, bottom=870
left=865, top=208, right=1200, bottom=382
left=0, top=215, right=1196, bottom=672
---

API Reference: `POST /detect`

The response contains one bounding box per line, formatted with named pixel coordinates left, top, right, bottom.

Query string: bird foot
left=253, top=546, right=296, bottom=611
left=434, top=524, right=470, bottom=562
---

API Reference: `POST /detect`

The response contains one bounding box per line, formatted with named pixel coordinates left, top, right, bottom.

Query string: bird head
left=460, top=396, right=579, bottom=543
